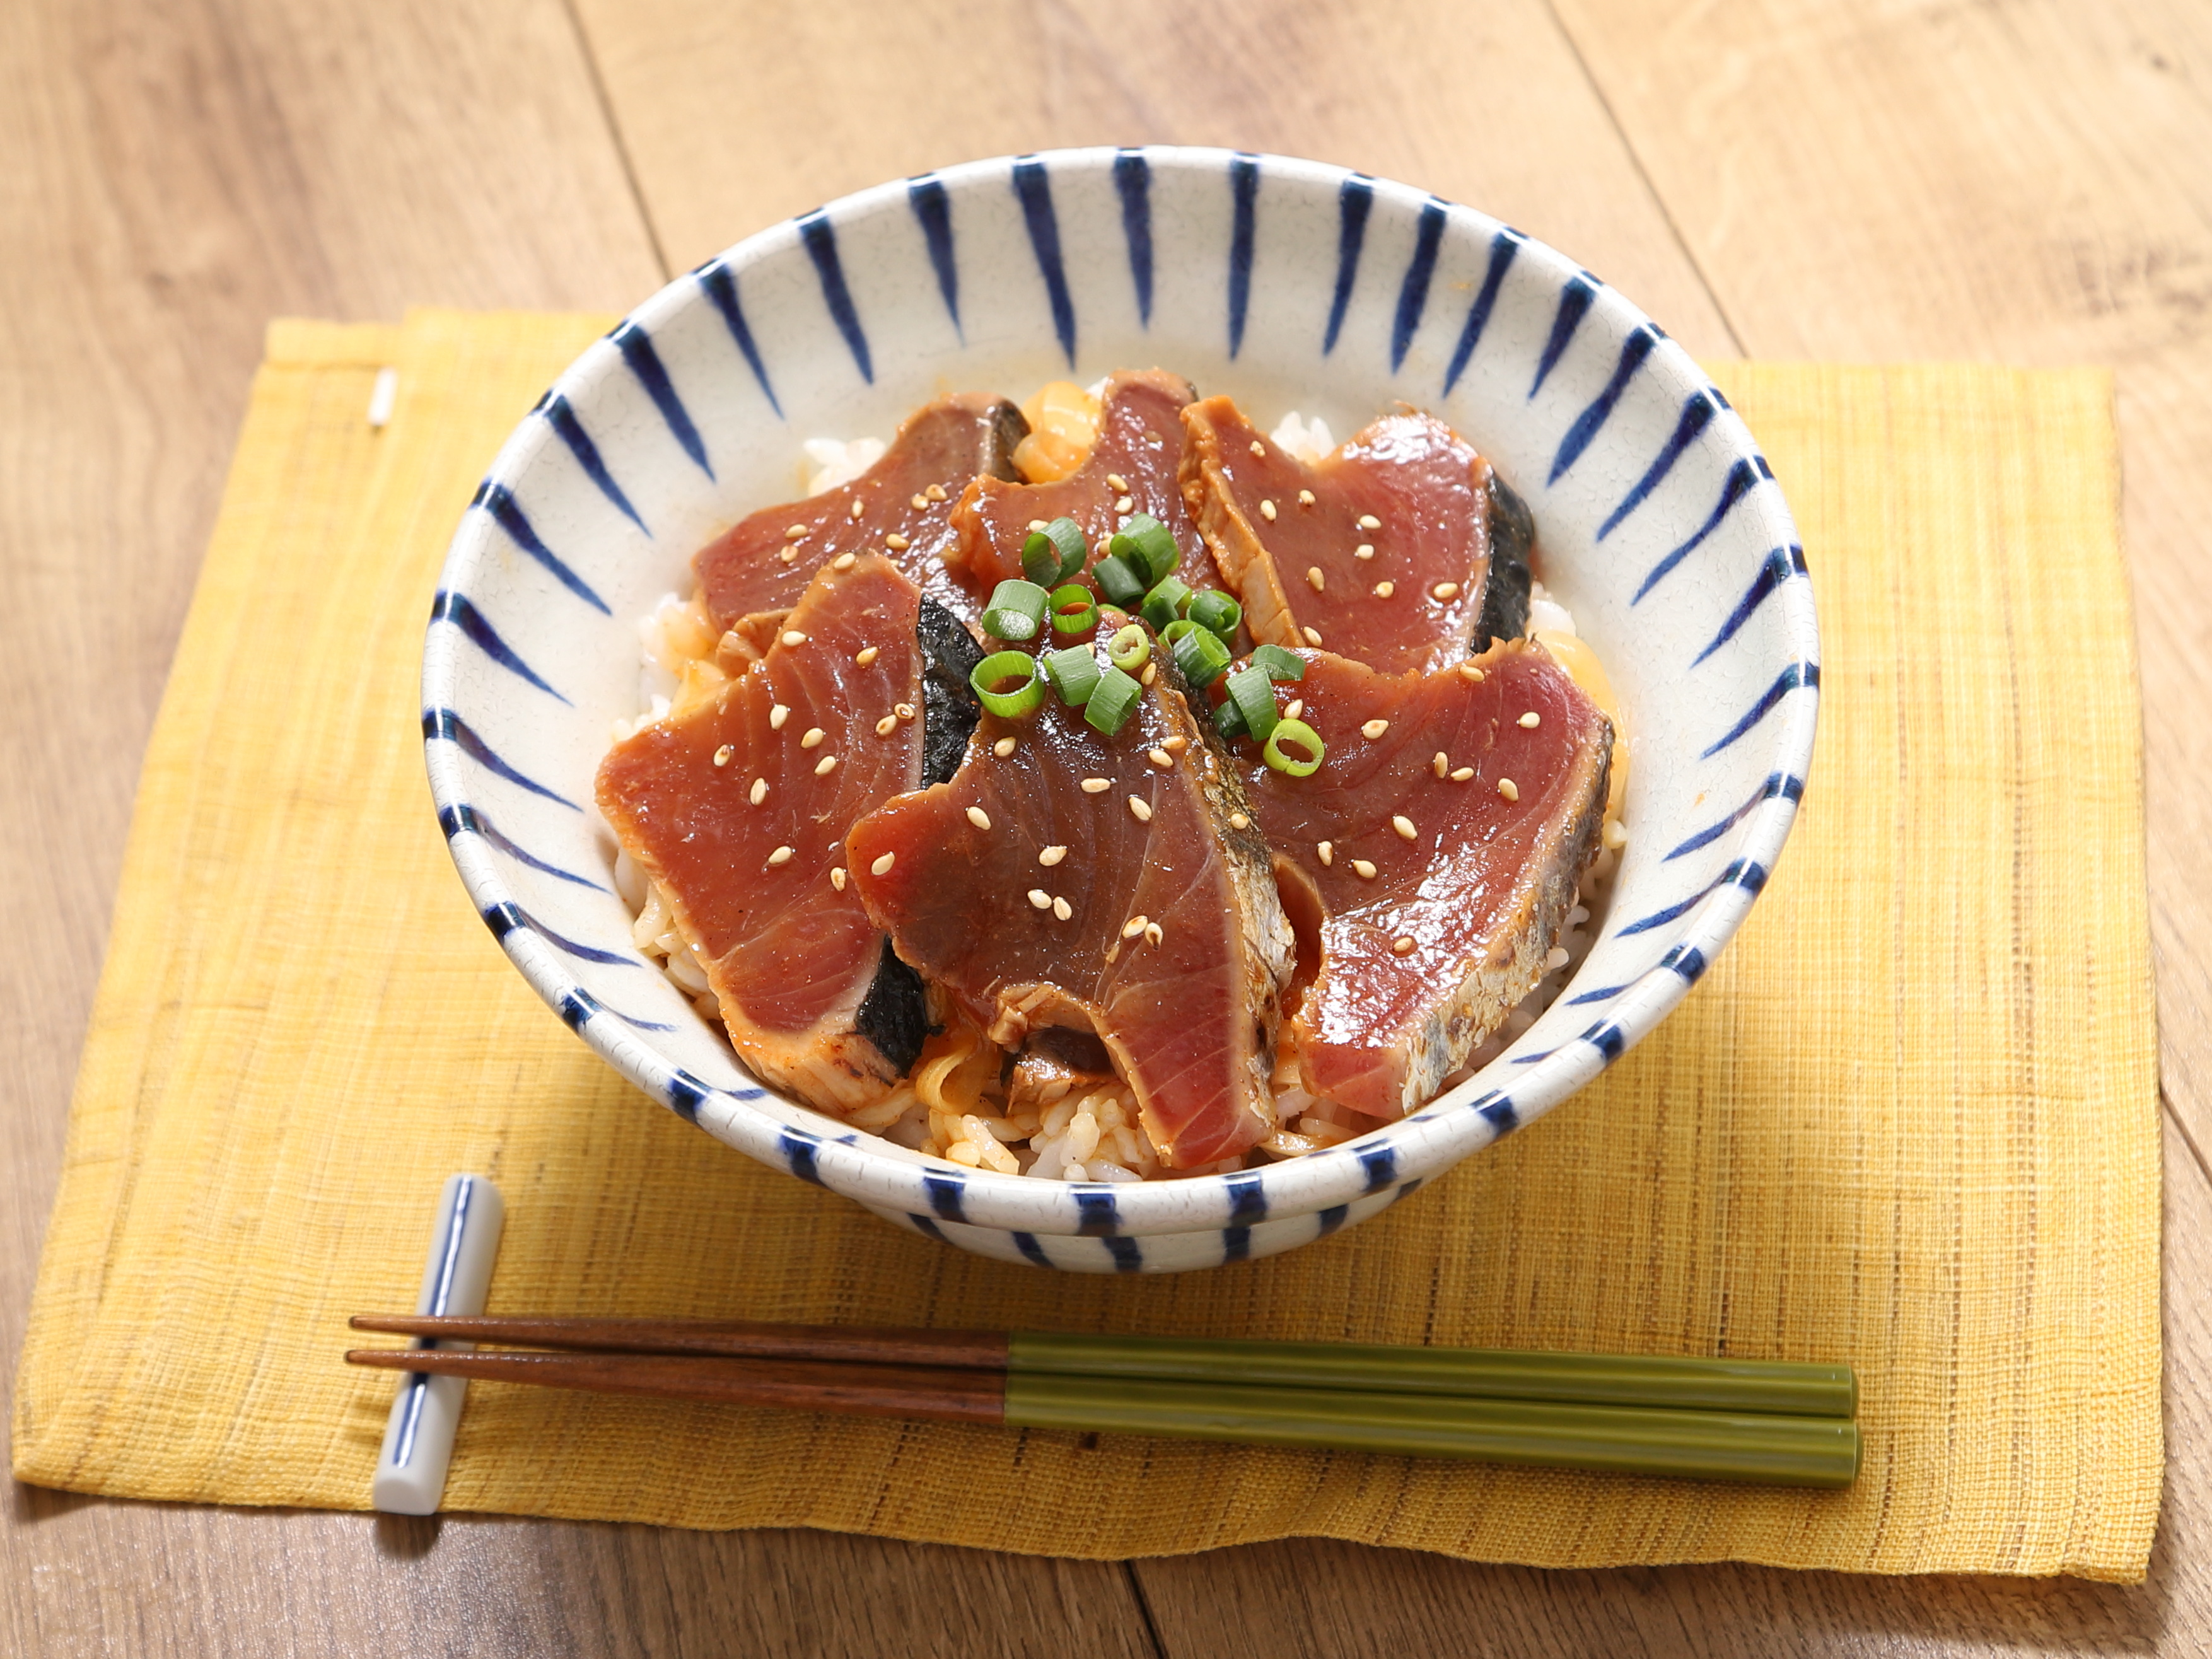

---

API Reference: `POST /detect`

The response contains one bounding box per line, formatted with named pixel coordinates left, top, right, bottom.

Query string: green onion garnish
left=1170, top=624, right=1232, bottom=689
left=1188, top=590, right=1242, bottom=643
left=1109, top=514, right=1181, bottom=585
left=1023, top=518, right=1088, bottom=587
left=1141, top=574, right=1192, bottom=632
left=1215, top=697, right=1249, bottom=740
left=1107, top=624, right=1150, bottom=673
left=1224, top=663, right=1279, bottom=742
left=971, top=650, right=1045, bottom=718
left=1093, top=554, right=1148, bottom=608
left=1251, top=643, right=1307, bottom=681
left=1262, top=717, right=1325, bottom=777
left=1158, top=617, right=1201, bottom=649
left=1049, top=583, right=1098, bottom=637
left=983, top=579, right=1051, bottom=641
left=1085, top=664, right=1142, bottom=735
left=1043, top=644, right=1103, bottom=706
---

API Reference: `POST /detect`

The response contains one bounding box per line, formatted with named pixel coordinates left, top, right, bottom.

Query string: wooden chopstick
left=344, top=1344, right=1860, bottom=1487
left=349, top=1313, right=1856, bottom=1419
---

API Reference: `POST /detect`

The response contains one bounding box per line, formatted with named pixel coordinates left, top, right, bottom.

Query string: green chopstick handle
left=1009, top=1332, right=1855, bottom=1419
left=1004, top=1373, right=1860, bottom=1489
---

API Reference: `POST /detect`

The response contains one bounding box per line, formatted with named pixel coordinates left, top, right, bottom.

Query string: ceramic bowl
left=423, top=146, right=1816, bottom=1272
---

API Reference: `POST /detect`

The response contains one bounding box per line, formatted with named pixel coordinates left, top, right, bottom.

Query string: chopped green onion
left=1085, top=664, right=1142, bottom=735
left=1250, top=643, right=1307, bottom=682
left=1262, top=717, right=1325, bottom=777
left=1188, top=590, right=1242, bottom=643
left=1170, top=623, right=1232, bottom=689
left=1107, top=624, right=1150, bottom=673
left=1093, top=554, right=1148, bottom=608
left=1109, top=514, right=1182, bottom=585
left=1023, top=518, right=1088, bottom=586
left=1049, top=583, right=1098, bottom=637
left=971, top=650, right=1045, bottom=718
left=983, top=579, right=1051, bottom=641
left=1225, top=663, right=1279, bottom=742
left=1140, top=574, right=1193, bottom=632
left=1214, top=696, right=1249, bottom=740
left=1043, top=644, right=1103, bottom=706
left=1158, top=617, right=1201, bottom=649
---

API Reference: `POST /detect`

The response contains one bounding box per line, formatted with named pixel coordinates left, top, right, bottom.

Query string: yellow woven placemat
left=11, top=311, right=2160, bottom=1580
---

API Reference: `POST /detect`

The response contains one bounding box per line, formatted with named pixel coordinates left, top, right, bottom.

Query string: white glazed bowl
left=424, top=147, right=1816, bottom=1272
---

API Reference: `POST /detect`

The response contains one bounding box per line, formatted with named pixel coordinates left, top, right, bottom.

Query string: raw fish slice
left=950, top=370, right=1229, bottom=602
left=1181, top=399, right=1526, bottom=675
left=1241, top=641, right=1612, bottom=1121
left=694, top=394, right=1025, bottom=632
left=847, top=660, right=1293, bottom=1168
left=598, top=556, right=960, bottom=1112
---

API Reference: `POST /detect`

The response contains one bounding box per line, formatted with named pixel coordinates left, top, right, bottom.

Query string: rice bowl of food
left=424, top=147, right=1817, bottom=1272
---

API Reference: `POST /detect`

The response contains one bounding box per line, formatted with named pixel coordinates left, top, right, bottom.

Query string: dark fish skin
left=1474, top=471, right=1535, bottom=649
left=846, top=649, right=1294, bottom=1168
left=693, top=393, right=1026, bottom=634
left=950, top=370, right=1231, bottom=608
left=916, top=597, right=985, bottom=787
left=598, top=556, right=941, bottom=1114
left=1181, top=397, right=1502, bottom=675
left=1240, top=639, right=1611, bottom=1120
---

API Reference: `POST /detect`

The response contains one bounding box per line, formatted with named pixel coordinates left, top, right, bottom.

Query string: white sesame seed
left=1433, top=752, right=1449, bottom=777
left=895, top=703, right=917, bottom=722
left=1498, top=777, right=1520, bottom=801
left=1458, top=663, right=1485, bottom=683
left=926, top=484, right=947, bottom=501
left=830, top=865, right=847, bottom=891
left=1519, top=711, right=1541, bottom=728
left=1039, top=845, right=1067, bottom=866
left=1052, top=896, right=1073, bottom=921
left=1431, top=582, right=1461, bottom=601
left=1230, top=812, right=1250, bottom=830
left=871, top=852, right=896, bottom=876
left=911, top=492, right=929, bottom=510
left=778, top=547, right=798, bottom=564
left=832, top=551, right=857, bottom=572
left=785, top=524, right=810, bottom=540
left=994, top=736, right=1018, bottom=758
left=1141, top=661, right=1157, bottom=685
left=1283, top=699, right=1303, bottom=721
left=1306, top=566, right=1325, bottom=593
left=1081, top=777, right=1110, bottom=793
left=1148, top=748, right=1173, bottom=769
left=1374, top=581, right=1395, bottom=598
left=1163, top=735, right=1189, bottom=753
left=1358, top=513, right=1382, bottom=530
left=1115, top=495, right=1135, bottom=515
left=1122, top=915, right=1149, bottom=938
left=1028, top=518, right=1049, bottom=532
left=1260, top=499, right=1278, bottom=521
left=1144, top=922, right=1163, bottom=946
left=1250, top=439, right=1267, bottom=457
left=1302, top=627, right=1323, bottom=647
left=781, top=630, right=808, bottom=647
left=1452, top=766, right=1476, bottom=782
left=1298, top=489, right=1316, bottom=506
left=1107, top=474, right=1129, bottom=492
left=1392, top=815, right=1417, bottom=841
left=848, top=498, right=866, bottom=520
left=770, top=704, right=790, bottom=729
left=1394, top=936, right=1416, bottom=957
left=875, top=714, right=897, bottom=736
left=1352, top=859, right=1378, bottom=880
left=767, top=846, right=794, bottom=866
left=750, top=777, right=768, bottom=805
left=1028, top=888, right=1052, bottom=910
left=1361, top=719, right=1389, bottom=740
left=800, top=727, right=825, bottom=748
left=1127, top=796, right=1152, bottom=823
left=1318, top=841, right=1334, bottom=866
left=713, top=745, right=733, bottom=767
left=855, top=645, right=880, bottom=667
left=967, top=806, right=992, bottom=830
left=814, top=754, right=838, bottom=776
left=1354, top=543, right=1375, bottom=560
left=884, top=533, right=909, bottom=552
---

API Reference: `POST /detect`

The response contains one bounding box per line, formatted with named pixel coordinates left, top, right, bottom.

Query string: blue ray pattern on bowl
left=423, top=147, right=1817, bottom=1273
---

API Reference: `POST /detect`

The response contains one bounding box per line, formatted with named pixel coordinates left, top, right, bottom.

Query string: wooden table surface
left=5, top=0, right=2208, bottom=1651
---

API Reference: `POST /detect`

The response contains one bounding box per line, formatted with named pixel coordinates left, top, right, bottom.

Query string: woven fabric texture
left=11, top=311, right=2160, bottom=1580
